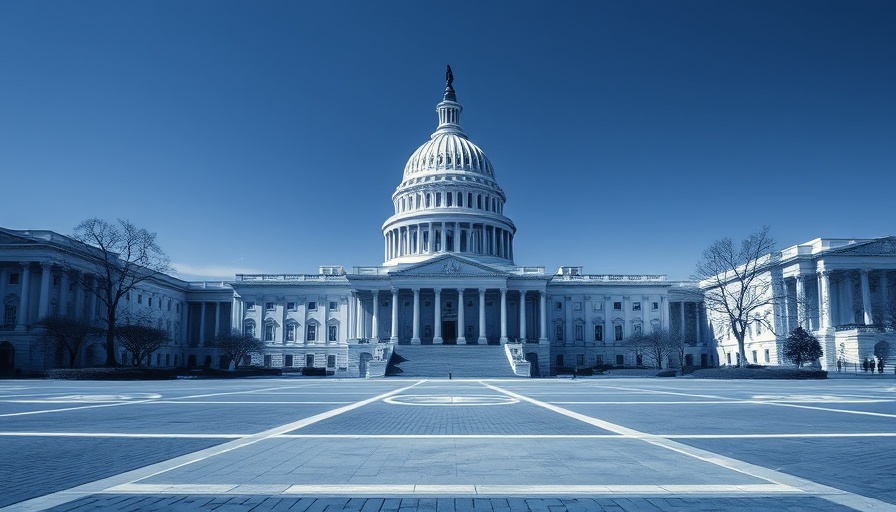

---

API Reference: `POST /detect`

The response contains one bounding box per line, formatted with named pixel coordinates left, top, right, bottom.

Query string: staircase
left=388, top=344, right=518, bottom=378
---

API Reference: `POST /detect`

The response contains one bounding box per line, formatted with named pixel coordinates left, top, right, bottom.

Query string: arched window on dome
left=435, top=194, right=441, bottom=207
left=446, top=193, right=452, bottom=207
left=477, top=194, right=482, bottom=209
left=492, top=198, right=497, bottom=212
left=426, top=194, right=431, bottom=208
left=458, top=192, right=463, bottom=207
left=467, top=192, right=472, bottom=208
left=460, top=230, right=467, bottom=252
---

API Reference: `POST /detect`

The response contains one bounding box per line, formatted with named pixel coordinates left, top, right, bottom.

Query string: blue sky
left=1, top=0, right=894, bottom=281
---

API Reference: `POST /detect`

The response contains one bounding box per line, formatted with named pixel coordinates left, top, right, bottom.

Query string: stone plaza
left=1, top=374, right=894, bottom=511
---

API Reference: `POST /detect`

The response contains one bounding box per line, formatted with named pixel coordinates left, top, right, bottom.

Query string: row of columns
left=0, top=262, right=98, bottom=330
left=351, top=287, right=548, bottom=345
left=384, top=222, right=513, bottom=261
left=784, top=269, right=891, bottom=331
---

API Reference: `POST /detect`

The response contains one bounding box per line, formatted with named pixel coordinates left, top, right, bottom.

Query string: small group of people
left=858, top=357, right=886, bottom=374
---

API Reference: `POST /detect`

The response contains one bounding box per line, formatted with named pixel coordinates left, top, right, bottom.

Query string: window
left=3, top=304, right=17, bottom=328
left=246, top=301, right=256, bottom=310
left=8, top=273, right=19, bottom=285
left=594, top=325, right=603, bottom=342
left=614, top=325, right=623, bottom=341
left=555, top=324, right=563, bottom=341
left=613, top=302, right=621, bottom=310
left=593, top=302, right=602, bottom=311
left=308, top=301, right=317, bottom=311
left=306, top=354, right=315, bottom=367
left=287, top=302, right=296, bottom=311
left=167, top=299, right=171, bottom=311
left=574, top=324, right=583, bottom=341
left=148, top=297, right=153, bottom=308
left=752, top=350, right=758, bottom=363
left=616, top=354, right=624, bottom=366
left=632, top=302, right=641, bottom=311
left=327, top=355, right=336, bottom=368
left=328, top=325, right=338, bottom=342
left=285, top=354, right=293, bottom=367
left=266, top=302, right=275, bottom=311
left=576, top=354, right=584, bottom=366
left=574, top=302, right=582, bottom=311
left=554, top=301, right=562, bottom=310
left=126, top=292, right=131, bottom=301
left=764, top=349, right=770, bottom=363
left=264, top=323, right=274, bottom=342
left=244, top=322, right=256, bottom=338
left=286, top=324, right=296, bottom=342
left=651, top=302, right=659, bottom=311
left=596, top=355, right=604, bottom=364
left=306, top=324, right=316, bottom=342
left=556, top=355, right=564, bottom=367
left=633, top=324, right=642, bottom=335
left=726, top=352, right=732, bottom=365
left=137, top=294, right=143, bottom=304
left=329, top=301, right=338, bottom=311
left=176, top=303, right=180, bottom=313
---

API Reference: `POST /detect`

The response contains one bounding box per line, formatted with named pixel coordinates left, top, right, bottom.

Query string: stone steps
left=389, top=344, right=517, bottom=378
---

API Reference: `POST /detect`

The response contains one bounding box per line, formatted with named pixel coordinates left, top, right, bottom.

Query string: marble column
left=440, top=222, right=447, bottom=253
left=880, top=271, right=890, bottom=326
left=371, top=290, right=379, bottom=341
left=199, top=302, right=206, bottom=346
left=843, top=272, right=854, bottom=325
left=17, top=262, right=30, bottom=330
left=59, top=269, right=70, bottom=317
left=433, top=288, right=443, bottom=344
left=73, top=271, right=84, bottom=320
left=499, top=288, right=508, bottom=344
left=390, top=288, right=399, bottom=342
left=818, top=271, right=832, bottom=329
left=478, top=288, right=487, bottom=344
left=37, top=263, right=51, bottom=319
left=860, top=269, right=873, bottom=325
left=411, top=288, right=421, bottom=344
left=457, top=288, right=466, bottom=344
left=88, top=276, right=98, bottom=324
left=519, top=291, right=527, bottom=342
left=214, top=302, right=221, bottom=337
left=795, top=275, right=806, bottom=328
left=539, top=290, right=548, bottom=344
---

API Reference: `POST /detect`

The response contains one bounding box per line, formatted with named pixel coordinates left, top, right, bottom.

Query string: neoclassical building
left=2, top=68, right=890, bottom=376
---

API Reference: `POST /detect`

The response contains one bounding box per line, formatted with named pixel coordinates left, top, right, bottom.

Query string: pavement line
left=754, top=400, right=896, bottom=419
left=483, top=382, right=896, bottom=512
left=0, top=381, right=425, bottom=512
left=99, top=482, right=802, bottom=496
left=2, top=431, right=895, bottom=439
left=550, top=399, right=892, bottom=404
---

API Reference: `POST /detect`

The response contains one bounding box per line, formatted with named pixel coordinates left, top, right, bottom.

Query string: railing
left=187, top=281, right=232, bottom=289
left=235, top=274, right=348, bottom=282
left=834, top=324, right=893, bottom=333
left=552, top=274, right=666, bottom=282
left=353, top=267, right=390, bottom=275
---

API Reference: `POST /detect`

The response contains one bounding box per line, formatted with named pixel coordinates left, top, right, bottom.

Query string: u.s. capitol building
left=1, top=69, right=893, bottom=377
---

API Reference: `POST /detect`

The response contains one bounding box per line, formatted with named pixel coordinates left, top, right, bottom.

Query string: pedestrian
left=878, top=359, right=884, bottom=374
left=837, top=359, right=842, bottom=372
left=862, top=359, right=868, bottom=373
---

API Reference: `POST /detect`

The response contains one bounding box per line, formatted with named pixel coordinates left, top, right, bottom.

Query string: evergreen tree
left=784, top=327, right=823, bottom=367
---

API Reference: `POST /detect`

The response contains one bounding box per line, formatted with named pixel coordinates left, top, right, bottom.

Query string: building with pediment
left=1, top=68, right=893, bottom=377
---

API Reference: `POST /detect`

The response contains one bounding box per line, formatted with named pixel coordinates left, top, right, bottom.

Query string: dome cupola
left=382, top=66, right=516, bottom=267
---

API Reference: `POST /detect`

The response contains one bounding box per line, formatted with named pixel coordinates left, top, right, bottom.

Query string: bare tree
left=695, top=226, right=776, bottom=367
left=622, top=330, right=675, bottom=369
left=213, top=329, right=266, bottom=370
left=35, top=315, right=97, bottom=368
left=72, top=218, right=171, bottom=367
left=115, top=313, right=170, bottom=367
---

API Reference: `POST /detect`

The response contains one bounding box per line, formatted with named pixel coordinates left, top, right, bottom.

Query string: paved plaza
left=0, top=375, right=894, bottom=511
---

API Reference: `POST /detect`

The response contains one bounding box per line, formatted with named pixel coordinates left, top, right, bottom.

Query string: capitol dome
left=382, top=66, right=516, bottom=267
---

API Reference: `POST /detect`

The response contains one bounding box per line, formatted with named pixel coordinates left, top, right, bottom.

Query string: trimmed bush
left=690, top=367, right=827, bottom=379
left=45, top=368, right=178, bottom=380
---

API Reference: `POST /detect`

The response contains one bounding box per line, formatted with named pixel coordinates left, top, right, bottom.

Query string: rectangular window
left=329, top=301, right=338, bottom=311
left=327, top=355, right=336, bottom=368
left=245, top=324, right=255, bottom=338
left=614, top=325, right=623, bottom=341
left=574, top=324, right=583, bottom=341
left=246, top=301, right=255, bottom=310
left=328, top=325, right=337, bottom=342
left=176, top=303, right=181, bottom=314
left=137, top=294, right=143, bottom=304
left=554, top=301, right=562, bottom=310
left=264, top=324, right=274, bottom=341
left=651, top=302, right=659, bottom=311
left=632, top=302, right=641, bottom=311
left=306, top=354, right=315, bottom=367
left=287, top=302, right=296, bottom=311
left=286, top=324, right=295, bottom=342
left=596, top=354, right=604, bottom=364
left=576, top=354, right=584, bottom=366
left=555, top=324, right=563, bottom=341
left=594, top=325, right=603, bottom=342
left=306, top=324, right=316, bottom=342
left=556, top=355, right=564, bottom=367
left=752, top=350, right=758, bottom=364
left=167, top=299, right=171, bottom=311
left=593, top=302, right=602, bottom=311
left=265, top=302, right=275, bottom=310
left=613, top=302, right=621, bottom=310
left=616, top=354, right=624, bottom=366
left=8, top=273, right=19, bottom=285
left=764, top=349, right=770, bottom=363
left=148, top=297, right=153, bottom=308
left=3, top=305, right=16, bottom=328
left=308, top=301, right=317, bottom=311
left=284, top=354, right=293, bottom=367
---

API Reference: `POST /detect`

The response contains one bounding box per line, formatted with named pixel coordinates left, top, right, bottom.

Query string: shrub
left=690, top=367, right=827, bottom=380
left=45, top=368, right=178, bottom=380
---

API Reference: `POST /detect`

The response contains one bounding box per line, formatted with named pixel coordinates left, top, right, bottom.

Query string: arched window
left=446, top=193, right=453, bottom=207
left=458, top=192, right=463, bottom=207
left=244, top=320, right=256, bottom=339
left=468, top=192, right=473, bottom=208
left=477, top=195, right=482, bottom=209
left=3, top=295, right=18, bottom=328
left=426, top=194, right=431, bottom=208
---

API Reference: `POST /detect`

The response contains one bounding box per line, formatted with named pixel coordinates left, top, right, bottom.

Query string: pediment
left=828, top=237, right=896, bottom=257
left=0, top=229, right=37, bottom=245
left=392, top=255, right=506, bottom=277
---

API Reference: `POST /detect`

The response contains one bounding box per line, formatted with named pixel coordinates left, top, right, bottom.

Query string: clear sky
left=1, top=1, right=894, bottom=281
